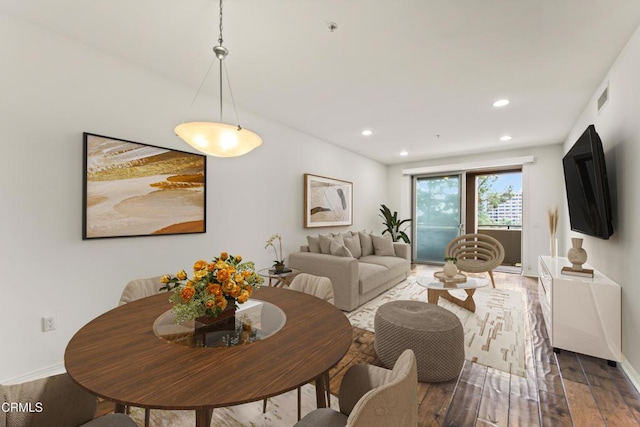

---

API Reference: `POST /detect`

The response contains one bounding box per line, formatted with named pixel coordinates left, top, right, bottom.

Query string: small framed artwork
left=304, top=173, right=353, bottom=228
left=83, top=132, right=206, bottom=239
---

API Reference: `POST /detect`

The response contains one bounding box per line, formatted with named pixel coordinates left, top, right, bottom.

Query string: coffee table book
left=560, top=266, right=594, bottom=278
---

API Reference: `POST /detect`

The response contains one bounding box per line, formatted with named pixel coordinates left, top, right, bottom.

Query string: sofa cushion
left=360, top=255, right=410, bottom=279
left=344, top=234, right=362, bottom=259
left=330, top=241, right=354, bottom=258
left=371, top=234, right=395, bottom=256
left=358, top=262, right=393, bottom=294
left=307, top=235, right=321, bottom=253
left=358, top=231, right=374, bottom=257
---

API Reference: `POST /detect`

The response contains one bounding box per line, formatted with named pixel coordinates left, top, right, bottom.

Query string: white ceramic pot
left=567, top=238, right=588, bottom=270
left=443, top=260, right=458, bottom=278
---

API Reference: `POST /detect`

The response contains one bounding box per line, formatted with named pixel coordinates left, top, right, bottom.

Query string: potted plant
left=379, top=204, right=412, bottom=244
left=159, top=252, right=264, bottom=324
left=265, top=234, right=285, bottom=272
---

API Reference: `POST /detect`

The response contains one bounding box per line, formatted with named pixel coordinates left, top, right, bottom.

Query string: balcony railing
left=477, top=223, right=522, bottom=230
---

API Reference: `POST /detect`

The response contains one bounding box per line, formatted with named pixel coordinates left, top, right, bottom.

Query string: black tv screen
left=562, top=125, right=613, bottom=239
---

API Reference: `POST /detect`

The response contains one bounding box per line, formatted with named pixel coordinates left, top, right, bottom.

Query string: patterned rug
left=347, top=267, right=528, bottom=377
left=128, top=384, right=338, bottom=426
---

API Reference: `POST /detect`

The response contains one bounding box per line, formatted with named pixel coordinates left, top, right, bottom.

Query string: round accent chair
left=445, top=233, right=505, bottom=288
left=374, top=300, right=464, bottom=382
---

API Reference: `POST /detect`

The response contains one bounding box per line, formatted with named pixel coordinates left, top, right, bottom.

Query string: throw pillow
left=330, top=241, right=354, bottom=258
left=358, top=231, right=374, bottom=257
left=371, top=234, right=396, bottom=256
left=344, top=234, right=362, bottom=259
left=307, top=235, right=321, bottom=253
left=319, top=234, right=343, bottom=254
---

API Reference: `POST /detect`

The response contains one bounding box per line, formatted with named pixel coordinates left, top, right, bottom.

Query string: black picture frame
left=82, top=132, right=206, bottom=239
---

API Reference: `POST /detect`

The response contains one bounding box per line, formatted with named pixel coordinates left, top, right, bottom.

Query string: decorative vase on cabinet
left=567, top=238, right=588, bottom=270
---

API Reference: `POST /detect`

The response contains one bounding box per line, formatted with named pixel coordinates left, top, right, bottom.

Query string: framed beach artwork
left=82, top=133, right=206, bottom=239
left=304, top=173, right=353, bottom=228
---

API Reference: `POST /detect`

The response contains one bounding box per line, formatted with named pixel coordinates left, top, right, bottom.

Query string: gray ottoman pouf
left=374, top=300, right=464, bottom=382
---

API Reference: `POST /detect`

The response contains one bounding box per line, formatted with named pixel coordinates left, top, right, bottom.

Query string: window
left=476, top=171, right=522, bottom=230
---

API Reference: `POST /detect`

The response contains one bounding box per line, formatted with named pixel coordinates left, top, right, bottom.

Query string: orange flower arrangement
left=160, top=252, right=263, bottom=322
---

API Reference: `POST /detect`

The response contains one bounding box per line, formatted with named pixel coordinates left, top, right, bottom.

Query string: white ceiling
left=3, top=0, right=640, bottom=165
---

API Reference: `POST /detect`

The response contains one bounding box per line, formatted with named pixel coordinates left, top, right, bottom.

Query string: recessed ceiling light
left=400, top=150, right=408, bottom=156
left=500, top=135, right=512, bottom=141
left=361, top=129, right=373, bottom=136
left=493, top=99, right=510, bottom=107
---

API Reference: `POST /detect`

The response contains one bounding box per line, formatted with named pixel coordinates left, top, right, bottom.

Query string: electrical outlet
left=42, top=315, right=56, bottom=332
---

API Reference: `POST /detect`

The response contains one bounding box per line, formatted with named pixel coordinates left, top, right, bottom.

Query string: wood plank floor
left=329, top=264, right=640, bottom=427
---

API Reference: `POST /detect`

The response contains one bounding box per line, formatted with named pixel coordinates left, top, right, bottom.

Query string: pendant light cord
left=178, top=0, right=242, bottom=129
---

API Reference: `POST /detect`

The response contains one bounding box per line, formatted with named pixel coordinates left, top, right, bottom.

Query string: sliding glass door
left=413, top=174, right=463, bottom=263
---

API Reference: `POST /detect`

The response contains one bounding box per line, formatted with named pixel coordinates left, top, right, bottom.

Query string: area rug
left=347, top=268, right=528, bottom=377
left=128, top=384, right=338, bottom=427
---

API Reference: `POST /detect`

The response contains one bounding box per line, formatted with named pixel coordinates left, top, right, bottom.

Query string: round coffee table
left=416, top=273, right=489, bottom=313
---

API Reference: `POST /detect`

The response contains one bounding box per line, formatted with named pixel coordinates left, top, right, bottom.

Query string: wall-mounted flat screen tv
left=562, top=124, right=613, bottom=239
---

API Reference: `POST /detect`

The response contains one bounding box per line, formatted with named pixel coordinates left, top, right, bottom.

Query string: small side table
left=258, top=268, right=300, bottom=287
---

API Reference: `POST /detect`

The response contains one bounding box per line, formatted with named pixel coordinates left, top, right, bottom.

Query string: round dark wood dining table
left=64, top=286, right=352, bottom=427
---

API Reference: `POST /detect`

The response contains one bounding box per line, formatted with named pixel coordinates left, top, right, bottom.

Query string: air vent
left=597, top=84, right=609, bottom=113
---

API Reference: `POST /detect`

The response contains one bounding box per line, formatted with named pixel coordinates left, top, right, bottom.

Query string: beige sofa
left=288, top=231, right=411, bottom=311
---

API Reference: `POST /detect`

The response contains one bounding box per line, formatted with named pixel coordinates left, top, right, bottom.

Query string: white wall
left=560, top=25, right=640, bottom=383
left=387, top=144, right=565, bottom=276
left=0, top=12, right=387, bottom=382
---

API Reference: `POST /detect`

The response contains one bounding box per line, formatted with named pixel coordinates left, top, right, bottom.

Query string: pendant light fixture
left=175, top=0, right=262, bottom=157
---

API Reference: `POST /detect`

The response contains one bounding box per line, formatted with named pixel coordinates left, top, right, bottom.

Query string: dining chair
left=117, top=275, right=164, bottom=426
left=445, top=233, right=505, bottom=288
left=118, top=275, right=165, bottom=305
left=294, top=349, right=418, bottom=427
left=0, top=373, right=137, bottom=427
left=263, top=273, right=335, bottom=421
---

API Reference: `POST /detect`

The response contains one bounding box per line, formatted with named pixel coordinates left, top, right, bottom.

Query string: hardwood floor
left=329, top=264, right=640, bottom=427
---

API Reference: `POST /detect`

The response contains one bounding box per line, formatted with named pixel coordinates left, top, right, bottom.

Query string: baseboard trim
left=1, top=363, right=65, bottom=385
left=621, top=356, right=640, bottom=393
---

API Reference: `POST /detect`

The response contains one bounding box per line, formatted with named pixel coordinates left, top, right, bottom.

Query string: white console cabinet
left=538, top=256, right=621, bottom=363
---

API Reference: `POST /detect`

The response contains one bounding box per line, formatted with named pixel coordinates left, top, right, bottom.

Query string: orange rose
left=215, top=260, right=228, bottom=270
left=216, top=269, right=230, bottom=282
left=215, top=296, right=228, bottom=310
left=176, top=270, right=187, bottom=280
left=194, top=260, right=208, bottom=271
left=180, top=286, right=195, bottom=302
left=245, top=285, right=253, bottom=297
left=235, top=255, right=242, bottom=262
left=234, top=273, right=245, bottom=284
left=242, top=271, right=251, bottom=278
left=220, top=252, right=229, bottom=260
left=207, top=283, right=222, bottom=296
left=207, top=262, right=216, bottom=272
left=230, top=285, right=242, bottom=298
left=237, top=290, right=249, bottom=304
left=222, top=280, right=235, bottom=294
left=186, top=280, right=195, bottom=287
left=205, top=299, right=215, bottom=308
left=161, top=275, right=171, bottom=284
